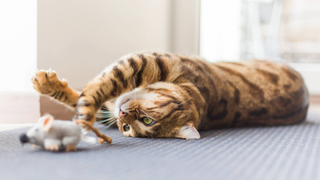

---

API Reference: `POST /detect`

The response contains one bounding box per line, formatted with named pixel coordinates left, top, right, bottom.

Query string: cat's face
left=115, top=82, right=200, bottom=139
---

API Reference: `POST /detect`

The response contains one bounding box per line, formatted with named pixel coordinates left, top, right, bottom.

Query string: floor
left=2, top=112, right=320, bottom=180
left=2, top=92, right=320, bottom=179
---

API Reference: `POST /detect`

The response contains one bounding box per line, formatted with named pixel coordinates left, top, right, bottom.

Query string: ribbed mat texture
left=1, top=112, right=320, bottom=180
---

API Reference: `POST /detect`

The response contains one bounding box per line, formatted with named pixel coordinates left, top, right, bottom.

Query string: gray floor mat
left=1, top=112, right=320, bottom=180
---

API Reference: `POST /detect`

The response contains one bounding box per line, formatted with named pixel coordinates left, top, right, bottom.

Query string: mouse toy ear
left=38, top=114, right=54, bottom=124
left=175, top=121, right=200, bottom=140
left=41, top=114, right=54, bottom=132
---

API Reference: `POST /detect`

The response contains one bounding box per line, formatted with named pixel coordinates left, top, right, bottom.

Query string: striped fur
left=32, top=52, right=309, bottom=139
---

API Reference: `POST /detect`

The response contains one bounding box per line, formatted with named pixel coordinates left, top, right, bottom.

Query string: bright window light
left=0, top=0, right=37, bottom=92
left=200, top=0, right=241, bottom=62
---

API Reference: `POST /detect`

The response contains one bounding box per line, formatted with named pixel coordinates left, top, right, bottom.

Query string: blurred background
left=0, top=0, right=320, bottom=124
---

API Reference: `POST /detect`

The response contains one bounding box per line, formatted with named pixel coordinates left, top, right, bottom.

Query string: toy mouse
left=19, top=114, right=112, bottom=152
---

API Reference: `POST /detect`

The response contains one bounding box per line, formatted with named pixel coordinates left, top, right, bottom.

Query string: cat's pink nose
left=119, top=110, right=127, bottom=118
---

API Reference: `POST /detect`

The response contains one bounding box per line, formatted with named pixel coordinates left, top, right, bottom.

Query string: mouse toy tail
left=80, top=135, right=97, bottom=144
left=75, top=120, right=112, bottom=144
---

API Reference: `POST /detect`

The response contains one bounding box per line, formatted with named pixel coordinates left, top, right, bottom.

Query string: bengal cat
left=32, top=52, right=309, bottom=140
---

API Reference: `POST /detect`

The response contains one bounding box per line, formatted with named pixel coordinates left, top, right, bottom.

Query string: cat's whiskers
left=103, top=115, right=115, bottom=118
left=96, top=115, right=113, bottom=119
left=133, top=76, right=137, bottom=102
left=96, top=110, right=113, bottom=117
left=144, top=100, right=156, bottom=107
left=102, top=120, right=117, bottom=130
left=158, top=91, right=174, bottom=98
left=133, top=76, right=136, bottom=88
left=127, top=79, right=134, bottom=91
left=97, top=106, right=114, bottom=114
left=96, top=112, right=113, bottom=116
left=98, top=116, right=117, bottom=123
left=105, top=118, right=117, bottom=125
left=97, top=111, right=112, bottom=114
left=176, top=96, right=194, bottom=107
left=95, top=117, right=117, bottom=131
left=141, top=85, right=160, bottom=103
left=136, top=97, right=145, bottom=106
left=98, top=118, right=117, bottom=131
left=139, top=76, right=156, bottom=103
left=101, top=117, right=116, bottom=127
left=140, top=109, right=153, bottom=120
left=146, top=77, right=153, bottom=93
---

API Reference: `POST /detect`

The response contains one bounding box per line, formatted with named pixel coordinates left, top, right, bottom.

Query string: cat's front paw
left=32, top=69, right=68, bottom=95
left=77, top=96, right=96, bottom=125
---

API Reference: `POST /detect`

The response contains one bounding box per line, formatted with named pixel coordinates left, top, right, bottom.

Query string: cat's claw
left=47, top=68, right=52, bottom=75
left=60, top=78, right=68, bottom=87
left=32, top=69, right=64, bottom=95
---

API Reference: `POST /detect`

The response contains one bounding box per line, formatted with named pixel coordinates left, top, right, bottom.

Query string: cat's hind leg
left=31, top=69, right=80, bottom=110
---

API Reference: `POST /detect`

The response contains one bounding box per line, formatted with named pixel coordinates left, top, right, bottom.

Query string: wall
left=38, top=0, right=200, bottom=118
left=170, top=0, right=200, bottom=55
left=38, top=0, right=173, bottom=90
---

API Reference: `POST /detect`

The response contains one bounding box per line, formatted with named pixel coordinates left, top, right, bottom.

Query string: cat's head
left=115, top=82, right=200, bottom=139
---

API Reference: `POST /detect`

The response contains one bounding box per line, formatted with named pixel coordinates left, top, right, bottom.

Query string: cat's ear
left=175, top=121, right=200, bottom=140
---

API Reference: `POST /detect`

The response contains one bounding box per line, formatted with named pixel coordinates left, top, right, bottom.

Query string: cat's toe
left=47, top=68, right=52, bottom=75
left=60, top=78, right=68, bottom=87
left=31, top=76, right=38, bottom=84
left=36, top=70, right=49, bottom=85
left=31, top=70, right=47, bottom=92
left=46, top=69, right=58, bottom=81
left=32, top=69, right=61, bottom=94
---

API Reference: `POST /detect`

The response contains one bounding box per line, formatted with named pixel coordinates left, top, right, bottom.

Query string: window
left=0, top=0, right=37, bottom=92
left=200, top=0, right=320, bottom=94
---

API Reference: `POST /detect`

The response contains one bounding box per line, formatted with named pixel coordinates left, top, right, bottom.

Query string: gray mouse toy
left=19, top=114, right=108, bottom=152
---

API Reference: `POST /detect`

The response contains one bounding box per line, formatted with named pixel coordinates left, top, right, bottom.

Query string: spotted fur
left=32, top=52, right=309, bottom=139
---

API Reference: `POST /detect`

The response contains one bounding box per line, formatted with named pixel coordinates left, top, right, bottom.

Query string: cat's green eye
left=123, top=125, right=130, bottom=131
left=142, top=117, right=155, bottom=125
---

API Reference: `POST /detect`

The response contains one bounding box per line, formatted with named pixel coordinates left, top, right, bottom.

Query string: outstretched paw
left=32, top=69, right=68, bottom=96
left=77, top=96, right=96, bottom=125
